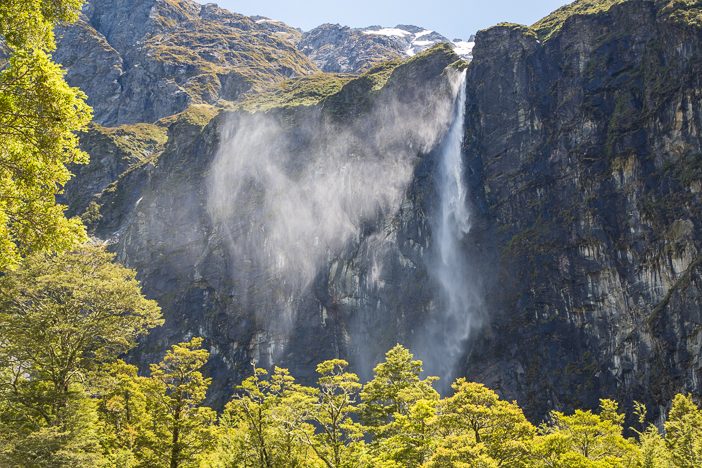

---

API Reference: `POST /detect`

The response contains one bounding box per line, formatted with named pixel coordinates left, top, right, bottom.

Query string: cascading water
left=416, top=70, right=481, bottom=386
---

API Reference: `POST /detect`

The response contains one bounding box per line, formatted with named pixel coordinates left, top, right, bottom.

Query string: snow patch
left=256, top=18, right=284, bottom=25
left=414, top=29, right=433, bottom=39
left=363, top=28, right=412, bottom=37
left=452, top=41, right=474, bottom=57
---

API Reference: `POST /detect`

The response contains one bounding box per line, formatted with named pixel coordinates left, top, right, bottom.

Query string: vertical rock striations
left=63, top=0, right=702, bottom=421
left=464, top=0, right=702, bottom=420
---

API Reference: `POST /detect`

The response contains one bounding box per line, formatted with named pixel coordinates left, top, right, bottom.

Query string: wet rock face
left=76, top=47, right=464, bottom=406
left=66, top=0, right=702, bottom=420
left=464, top=0, right=702, bottom=420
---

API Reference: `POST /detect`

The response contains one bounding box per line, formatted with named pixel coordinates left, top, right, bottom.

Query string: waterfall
left=417, top=70, right=480, bottom=386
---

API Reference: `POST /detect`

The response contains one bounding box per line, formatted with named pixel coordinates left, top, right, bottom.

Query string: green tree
left=214, top=366, right=318, bottom=467
left=534, top=399, right=639, bottom=467
left=424, top=434, right=498, bottom=468
left=435, top=379, right=535, bottom=467
left=360, top=345, right=439, bottom=432
left=93, top=360, right=158, bottom=467
left=0, top=245, right=162, bottom=465
left=664, top=394, right=702, bottom=467
left=374, top=397, right=439, bottom=467
left=145, top=338, right=217, bottom=468
left=0, top=0, right=92, bottom=269
left=360, top=345, right=439, bottom=466
left=630, top=401, right=672, bottom=468
left=302, top=359, right=367, bottom=468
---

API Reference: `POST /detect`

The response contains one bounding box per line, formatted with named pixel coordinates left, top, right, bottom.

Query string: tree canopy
left=0, top=0, right=91, bottom=269
left=0, top=245, right=162, bottom=466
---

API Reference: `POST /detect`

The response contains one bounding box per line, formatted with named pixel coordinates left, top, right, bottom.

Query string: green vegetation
left=0, top=245, right=163, bottom=466
left=660, top=0, right=702, bottom=27
left=0, top=235, right=696, bottom=467
left=157, top=104, right=220, bottom=128
left=531, top=0, right=702, bottom=41
left=142, top=7, right=319, bottom=106
left=532, top=0, right=627, bottom=40
left=0, top=0, right=92, bottom=269
left=91, top=123, right=169, bottom=162
left=236, top=73, right=354, bottom=111
left=235, top=44, right=462, bottom=113
left=2, top=281, right=701, bottom=468
left=363, top=60, right=404, bottom=91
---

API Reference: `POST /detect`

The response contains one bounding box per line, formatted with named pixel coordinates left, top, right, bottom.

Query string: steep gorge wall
left=65, top=0, right=702, bottom=420
left=463, top=0, right=702, bottom=420
left=79, top=47, right=469, bottom=405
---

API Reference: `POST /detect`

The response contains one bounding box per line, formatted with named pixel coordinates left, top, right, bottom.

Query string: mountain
left=464, top=0, right=702, bottom=420
left=298, top=23, right=474, bottom=73
left=55, top=0, right=318, bottom=125
left=59, top=0, right=702, bottom=422
left=55, top=0, right=474, bottom=125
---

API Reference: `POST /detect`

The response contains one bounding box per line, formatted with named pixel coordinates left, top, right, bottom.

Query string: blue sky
left=198, top=0, right=571, bottom=40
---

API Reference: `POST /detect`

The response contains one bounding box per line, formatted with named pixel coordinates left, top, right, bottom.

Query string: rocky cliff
left=55, top=0, right=318, bottom=125
left=463, top=0, right=702, bottom=421
left=298, top=24, right=473, bottom=73
left=62, top=0, right=702, bottom=421
left=68, top=44, right=466, bottom=405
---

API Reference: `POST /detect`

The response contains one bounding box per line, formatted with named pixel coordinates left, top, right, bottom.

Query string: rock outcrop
left=55, top=0, right=318, bottom=125
left=298, top=23, right=473, bottom=73
left=463, top=0, right=702, bottom=421
left=63, top=0, right=702, bottom=421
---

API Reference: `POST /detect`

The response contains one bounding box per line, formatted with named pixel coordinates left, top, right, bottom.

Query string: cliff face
left=73, top=46, right=466, bottom=405
left=55, top=0, right=318, bottom=125
left=63, top=0, right=702, bottom=419
left=464, top=0, right=702, bottom=420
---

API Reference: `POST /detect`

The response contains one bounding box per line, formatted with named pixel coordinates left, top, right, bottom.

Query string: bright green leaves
left=144, top=338, right=218, bottom=468
left=431, top=379, right=535, bottom=467
left=533, top=400, right=639, bottom=467
left=0, top=0, right=91, bottom=269
left=665, top=394, right=702, bottom=467
left=0, top=0, right=84, bottom=51
left=0, top=245, right=162, bottom=466
left=360, top=345, right=439, bottom=467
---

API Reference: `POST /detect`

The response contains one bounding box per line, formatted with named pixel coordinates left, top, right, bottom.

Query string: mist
left=413, top=70, right=484, bottom=388
left=206, top=67, right=470, bottom=372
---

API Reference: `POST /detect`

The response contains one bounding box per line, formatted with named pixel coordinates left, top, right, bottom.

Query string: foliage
left=144, top=338, right=218, bottom=468
left=0, top=0, right=92, bottom=269
left=0, top=250, right=700, bottom=467
left=435, top=379, right=535, bottom=466
left=533, top=399, right=639, bottom=466
left=305, top=359, right=367, bottom=468
left=360, top=345, right=439, bottom=466
left=0, top=244, right=162, bottom=466
left=237, top=73, right=354, bottom=112
left=214, top=366, right=317, bottom=467
left=664, top=394, right=702, bottom=467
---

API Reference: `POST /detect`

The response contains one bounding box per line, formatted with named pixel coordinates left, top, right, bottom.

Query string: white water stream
left=419, top=70, right=480, bottom=385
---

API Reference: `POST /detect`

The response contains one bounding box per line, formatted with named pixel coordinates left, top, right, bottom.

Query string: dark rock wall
left=464, top=0, right=702, bottom=421
left=84, top=48, right=465, bottom=406
left=65, top=0, right=702, bottom=420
